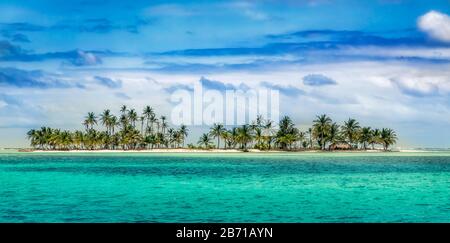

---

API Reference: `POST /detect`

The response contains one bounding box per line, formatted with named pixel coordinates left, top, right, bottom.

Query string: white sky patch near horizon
left=2, top=58, right=450, bottom=148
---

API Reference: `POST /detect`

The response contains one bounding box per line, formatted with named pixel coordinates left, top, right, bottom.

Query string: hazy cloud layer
left=94, top=76, right=122, bottom=89
left=0, top=67, right=83, bottom=88
left=260, top=81, right=305, bottom=97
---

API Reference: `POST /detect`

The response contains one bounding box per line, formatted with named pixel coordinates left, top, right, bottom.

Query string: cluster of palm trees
left=309, top=115, right=397, bottom=151
left=27, top=109, right=397, bottom=151
left=196, top=114, right=397, bottom=151
left=27, top=105, right=188, bottom=150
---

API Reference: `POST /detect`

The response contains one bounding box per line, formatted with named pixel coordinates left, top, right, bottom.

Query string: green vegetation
left=199, top=114, right=397, bottom=151
left=27, top=105, right=188, bottom=150
left=27, top=108, right=397, bottom=151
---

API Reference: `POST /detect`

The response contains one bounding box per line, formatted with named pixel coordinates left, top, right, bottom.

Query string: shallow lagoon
left=1, top=152, right=449, bottom=222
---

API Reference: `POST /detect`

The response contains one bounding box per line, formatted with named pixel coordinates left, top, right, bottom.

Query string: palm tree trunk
left=321, top=133, right=324, bottom=150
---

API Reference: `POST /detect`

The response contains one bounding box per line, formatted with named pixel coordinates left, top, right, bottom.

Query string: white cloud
left=418, top=10, right=450, bottom=43
left=390, top=77, right=439, bottom=97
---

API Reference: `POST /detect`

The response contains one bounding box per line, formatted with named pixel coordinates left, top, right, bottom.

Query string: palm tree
left=359, top=127, right=372, bottom=150
left=276, top=132, right=297, bottom=150
left=155, top=132, right=165, bottom=148
left=100, top=109, right=112, bottom=134
left=342, top=118, right=360, bottom=148
left=222, top=130, right=232, bottom=149
left=110, top=116, right=118, bottom=135
left=312, top=114, right=332, bottom=150
left=179, top=124, right=188, bottom=148
left=120, top=105, right=127, bottom=114
left=326, top=122, right=340, bottom=149
left=173, top=130, right=183, bottom=148
left=167, top=128, right=175, bottom=148
left=84, top=128, right=98, bottom=150
left=84, top=112, right=97, bottom=130
left=297, top=131, right=306, bottom=149
left=145, top=134, right=157, bottom=149
left=155, top=119, right=160, bottom=134
left=254, top=128, right=265, bottom=149
left=276, top=116, right=296, bottom=150
left=230, top=127, right=239, bottom=149
left=27, top=129, right=37, bottom=148
left=35, top=127, right=49, bottom=149
left=285, top=133, right=298, bottom=150
left=198, top=133, right=212, bottom=148
left=255, top=115, right=264, bottom=127
left=370, top=128, right=381, bottom=150
left=264, top=119, right=275, bottom=149
left=143, top=106, right=154, bottom=135
left=73, top=130, right=84, bottom=149
left=160, top=116, right=167, bottom=134
left=307, top=128, right=313, bottom=149
left=149, top=113, right=157, bottom=135
left=119, top=114, right=128, bottom=128
left=59, top=131, right=72, bottom=150
left=380, top=128, right=397, bottom=151
left=128, top=109, right=138, bottom=128
left=210, top=123, right=225, bottom=149
left=140, top=116, right=145, bottom=135
left=236, top=124, right=252, bottom=150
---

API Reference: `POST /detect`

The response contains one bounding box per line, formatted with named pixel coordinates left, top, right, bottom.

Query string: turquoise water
left=1, top=151, right=450, bottom=222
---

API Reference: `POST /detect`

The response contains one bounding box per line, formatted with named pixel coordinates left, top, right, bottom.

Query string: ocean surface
left=1, top=151, right=450, bottom=222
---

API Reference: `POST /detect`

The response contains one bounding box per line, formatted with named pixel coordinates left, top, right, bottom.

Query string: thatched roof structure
left=329, top=142, right=352, bottom=150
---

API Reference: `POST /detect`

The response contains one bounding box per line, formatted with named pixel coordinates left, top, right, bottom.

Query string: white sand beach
left=29, top=148, right=253, bottom=153
left=24, top=148, right=391, bottom=153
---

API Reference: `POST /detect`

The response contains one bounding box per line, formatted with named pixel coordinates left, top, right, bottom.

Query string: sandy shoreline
left=36, top=149, right=248, bottom=153
left=25, top=149, right=285, bottom=153
left=13, top=148, right=396, bottom=153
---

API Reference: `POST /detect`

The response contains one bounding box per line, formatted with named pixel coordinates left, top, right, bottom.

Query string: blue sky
left=1, top=0, right=450, bottom=148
